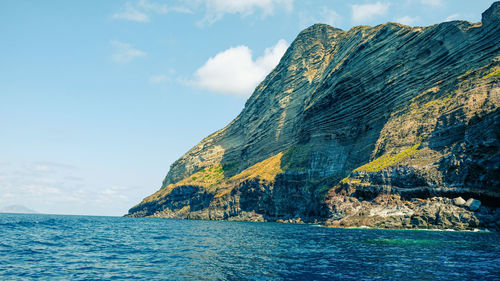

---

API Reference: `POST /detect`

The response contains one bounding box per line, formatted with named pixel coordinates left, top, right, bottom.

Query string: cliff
left=128, top=3, right=500, bottom=230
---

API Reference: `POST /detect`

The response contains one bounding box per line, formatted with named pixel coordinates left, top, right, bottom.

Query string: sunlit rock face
left=128, top=3, right=500, bottom=230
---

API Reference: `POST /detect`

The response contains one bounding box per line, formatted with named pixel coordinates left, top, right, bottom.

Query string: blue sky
left=0, top=0, right=495, bottom=216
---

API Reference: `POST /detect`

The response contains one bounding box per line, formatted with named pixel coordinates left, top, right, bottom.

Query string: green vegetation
left=144, top=153, right=286, bottom=203
left=317, top=185, right=332, bottom=195
left=147, top=164, right=225, bottom=201
left=407, top=89, right=453, bottom=112
left=354, top=143, right=421, bottom=172
left=420, top=95, right=452, bottom=109
left=178, top=165, right=225, bottom=188
left=340, top=177, right=362, bottom=184
left=281, top=145, right=313, bottom=171
left=221, top=161, right=239, bottom=177
left=177, top=205, right=190, bottom=213
left=482, top=67, right=500, bottom=79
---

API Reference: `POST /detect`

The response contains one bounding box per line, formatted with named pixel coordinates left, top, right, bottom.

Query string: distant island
left=127, top=2, right=500, bottom=231
left=0, top=205, right=38, bottom=214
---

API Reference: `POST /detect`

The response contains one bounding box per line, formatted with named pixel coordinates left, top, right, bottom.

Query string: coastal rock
left=128, top=3, right=500, bottom=231
left=466, top=198, right=482, bottom=211
left=453, top=197, right=466, bottom=206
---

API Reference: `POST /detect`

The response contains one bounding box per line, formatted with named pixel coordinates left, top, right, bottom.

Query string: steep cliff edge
left=128, top=3, right=500, bottom=230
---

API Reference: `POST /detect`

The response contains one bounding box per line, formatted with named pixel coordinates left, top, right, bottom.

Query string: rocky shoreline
left=324, top=195, right=499, bottom=231
left=129, top=191, right=500, bottom=231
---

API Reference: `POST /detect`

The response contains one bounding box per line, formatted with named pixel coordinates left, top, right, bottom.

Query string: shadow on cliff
left=430, top=107, right=500, bottom=207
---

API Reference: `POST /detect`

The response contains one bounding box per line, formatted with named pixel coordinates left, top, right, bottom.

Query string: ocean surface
left=0, top=214, right=499, bottom=280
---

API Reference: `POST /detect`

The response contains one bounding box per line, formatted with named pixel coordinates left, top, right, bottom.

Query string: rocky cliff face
left=128, top=3, right=500, bottom=230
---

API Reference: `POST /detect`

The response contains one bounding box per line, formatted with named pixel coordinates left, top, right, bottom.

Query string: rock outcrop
left=128, top=3, right=500, bottom=231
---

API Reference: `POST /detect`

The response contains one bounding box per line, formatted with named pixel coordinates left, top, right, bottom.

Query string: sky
left=0, top=0, right=495, bottom=216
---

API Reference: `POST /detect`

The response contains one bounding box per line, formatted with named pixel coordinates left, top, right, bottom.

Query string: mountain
left=0, top=205, right=38, bottom=214
left=128, top=3, right=500, bottom=230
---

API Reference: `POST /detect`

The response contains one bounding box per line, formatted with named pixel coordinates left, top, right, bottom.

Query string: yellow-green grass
left=177, top=164, right=224, bottom=189
left=354, top=143, right=421, bottom=173
left=144, top=152, right=284, bottom=203
left=483, top=67, right=500, bottom=79
left=141, top=164, right=224, bottom=203
left=229, top=152, right=284, bottom=182
left=340, top=177, right=362, bottom=184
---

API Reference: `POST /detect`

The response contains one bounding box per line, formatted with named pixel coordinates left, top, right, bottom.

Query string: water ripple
left=0, top=214, right=499, bottom=280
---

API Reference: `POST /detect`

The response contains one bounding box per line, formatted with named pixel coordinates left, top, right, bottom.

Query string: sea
left=0, top=214, right=499, bottom=280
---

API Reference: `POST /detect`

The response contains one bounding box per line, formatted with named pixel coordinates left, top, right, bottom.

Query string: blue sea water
left=0, top=214, right=499, bottom=280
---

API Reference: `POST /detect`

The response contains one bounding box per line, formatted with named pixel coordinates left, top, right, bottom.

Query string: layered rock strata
left=128, top=3, right=500, bottom=230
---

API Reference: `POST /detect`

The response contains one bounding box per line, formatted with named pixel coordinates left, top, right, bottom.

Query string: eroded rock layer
left=128, top=3, right=500, bottom=230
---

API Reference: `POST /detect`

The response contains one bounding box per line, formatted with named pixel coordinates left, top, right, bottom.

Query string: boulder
left=453, top=197, right=466, bottom=206
left=465, top=198, right=481, bottom=211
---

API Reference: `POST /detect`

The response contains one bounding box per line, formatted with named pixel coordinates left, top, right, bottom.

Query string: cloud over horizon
left=191, top=39, right=288, bottom=97
left=0, top=161, right=135, bottom=215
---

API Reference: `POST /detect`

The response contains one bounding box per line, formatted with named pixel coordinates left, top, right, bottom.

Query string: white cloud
left=192, top=39, right=288, bottom=97
left=445, top=13, right=460, bottom=21
left=97, top=186, right=130, bottom=203
left=149, top=74, right=170, bottom=84
left=34, top=165, right=52, bottom=173
left=202, top=0, right=293, bottom=24
left=256, top=39, right=288, bottom=72
left=112, top=0, right=192, bottom=23
left=0, top=161, right=135, bottom=215
left=113, top=0, right=291, bottom=25
left=112, top=2, right=150, bottom=22
left=110, top=40, right=146, bottom=64
left=0, top=162, right=81, bottom=204
left=35, top=177, right=58, bottom=185
left=137, top=0, right=169, bottom=14
left=321, top=7, right=341, bottom=27
left=395, top=16, right=418, bottom=25
left=421, top=0, right=443, bottom=7
left=3, top=193, right=14, bottom=199
left=351, top=2, right=390, bottom=23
